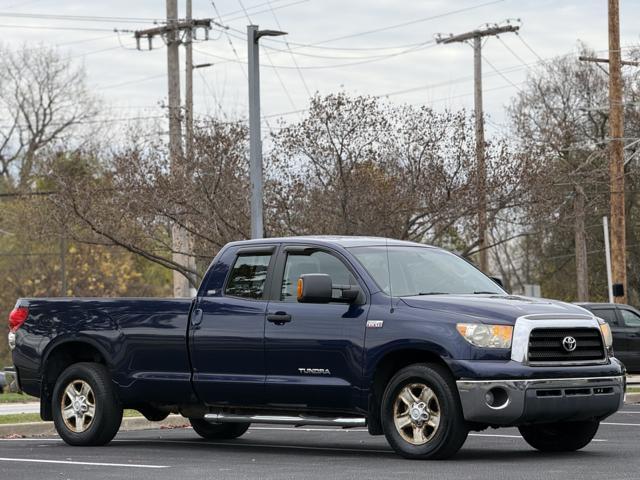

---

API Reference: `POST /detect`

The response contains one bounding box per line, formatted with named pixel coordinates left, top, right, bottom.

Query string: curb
left=0, top=414, right=189, bottom=438
left=625, top=392, right=640, bottom=404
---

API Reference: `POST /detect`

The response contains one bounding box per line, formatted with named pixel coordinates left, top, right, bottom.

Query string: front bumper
left=457, top=375, right=625, bottom=426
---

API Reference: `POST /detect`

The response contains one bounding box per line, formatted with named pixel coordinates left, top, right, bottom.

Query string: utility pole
left=247, top=25, right=286, bottom=239
left=134, top=2, right=211, bottom=297
left=578, top=1, right=628, bottom=303
left=185, top=0, right=194, bottom=165
left=437, top=24, right=519, bottom=273
left=607, top=0, right=627, bottom=304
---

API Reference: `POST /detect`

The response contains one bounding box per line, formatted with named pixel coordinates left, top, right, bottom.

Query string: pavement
left=0, top=402, right=39, bottom=415
left=0, top=405, right=640, bottom=480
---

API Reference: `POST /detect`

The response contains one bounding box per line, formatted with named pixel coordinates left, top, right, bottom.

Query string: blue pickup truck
left=7, top=236, right=625, bottom=459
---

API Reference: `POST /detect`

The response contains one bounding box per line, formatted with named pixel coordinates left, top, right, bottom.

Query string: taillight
left=9, top=306, right=28, bottom=332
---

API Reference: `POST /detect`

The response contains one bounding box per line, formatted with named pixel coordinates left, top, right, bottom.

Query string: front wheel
left=518, top=420, right=599, bottom=452
left=381, top=363, right=468, bottom=459
left=190, top=418, right=250, bottom=440
left=52, top=362, right=123, bottom=446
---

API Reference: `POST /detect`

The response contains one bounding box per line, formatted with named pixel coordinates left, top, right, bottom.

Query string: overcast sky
left=2, top=0, right=639, bottom=137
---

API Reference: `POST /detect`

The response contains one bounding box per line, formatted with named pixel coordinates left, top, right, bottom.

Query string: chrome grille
left=528, top=327, right=605, bottom=363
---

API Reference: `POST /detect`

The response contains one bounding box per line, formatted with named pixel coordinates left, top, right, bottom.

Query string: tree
left=0, top=44, right=98, bottom=190
left=268, top=93, right=530, bottom=265
left=508, top=44, right=640, bottom=303
left=45, top=120, right=250, bottom=284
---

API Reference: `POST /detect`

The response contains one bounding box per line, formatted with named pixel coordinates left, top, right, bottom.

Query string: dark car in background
left=578, top=303, right=640, bottom=372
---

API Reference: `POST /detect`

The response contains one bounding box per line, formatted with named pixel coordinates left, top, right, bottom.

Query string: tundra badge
left=366, top=320, right=384, bottom=328
left=298, top=368, right=331, bottom=375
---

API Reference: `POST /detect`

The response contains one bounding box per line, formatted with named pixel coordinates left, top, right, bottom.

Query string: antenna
left=385, top=237, right=394, bottom=314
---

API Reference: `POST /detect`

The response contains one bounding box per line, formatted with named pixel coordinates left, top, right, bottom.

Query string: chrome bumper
left=457, top=375, right=625, bottom=426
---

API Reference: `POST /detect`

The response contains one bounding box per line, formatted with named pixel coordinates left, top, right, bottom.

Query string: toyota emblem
left=562, top=336, right=577, bottom=352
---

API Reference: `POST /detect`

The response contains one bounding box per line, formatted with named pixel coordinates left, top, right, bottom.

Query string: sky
left=1, top=0, right=639, bottom=138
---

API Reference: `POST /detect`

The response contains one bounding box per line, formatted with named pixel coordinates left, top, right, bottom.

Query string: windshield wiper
left=416, top=292, right=449, bottom=295
left=473, top=291, right=501, bottom=294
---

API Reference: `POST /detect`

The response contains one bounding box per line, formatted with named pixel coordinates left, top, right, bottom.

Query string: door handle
left=267, top=312, right=292, bottom=325
left=191, top=308, right=203, bottom=326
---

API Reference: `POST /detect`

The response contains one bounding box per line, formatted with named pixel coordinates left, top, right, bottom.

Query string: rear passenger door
left=191, top=245, right=276, bottom=406
left=263, top=245, right=369, bottom=411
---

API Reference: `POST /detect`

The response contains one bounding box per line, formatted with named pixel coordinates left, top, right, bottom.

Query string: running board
left=204, top=413, right=366, bottom=428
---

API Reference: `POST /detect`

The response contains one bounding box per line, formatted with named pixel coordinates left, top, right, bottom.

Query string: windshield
left=349, top=246, right=505, bottom=297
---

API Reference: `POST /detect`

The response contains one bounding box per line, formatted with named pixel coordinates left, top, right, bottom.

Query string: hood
left=401, top=294, right=592, bottom=325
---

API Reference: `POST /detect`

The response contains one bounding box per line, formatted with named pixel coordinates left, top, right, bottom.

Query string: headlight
left=456, top=323, right=513, bottom=349
left=599, top=321, right=613, bottom=349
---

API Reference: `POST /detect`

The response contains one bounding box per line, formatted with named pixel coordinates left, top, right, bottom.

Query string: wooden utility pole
left=608, top=0, right=627, bottom=303
left=185, top=0, right=194, bottom=164
left=578, top=1, right=637, bottom=303
left=166, top=0, right=190, bottom=298
left=437, top=24, right=519, bottom=272
left=134, top=2, right=211, bottom=297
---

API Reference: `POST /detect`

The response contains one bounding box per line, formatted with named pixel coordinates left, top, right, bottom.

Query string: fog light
left=485, top=391, right=494, bottom=405
left=485, top=387, right=509, bottom=409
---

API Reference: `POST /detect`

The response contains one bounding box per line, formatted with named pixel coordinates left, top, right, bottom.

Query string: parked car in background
left=0, top=371, right=6, bottom=393
left=577, top=303, right=640, bottom=372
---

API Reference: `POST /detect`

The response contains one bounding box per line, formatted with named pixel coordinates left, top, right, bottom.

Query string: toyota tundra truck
left=6, top=236, right=625, bottom=459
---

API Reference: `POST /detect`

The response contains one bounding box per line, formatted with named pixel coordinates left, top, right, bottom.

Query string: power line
left=0, top=23, right=118, bottom=32
left=193, top=40, right=437, bottom=70
left=0, top=11, right=163, bottom=23
left=265, top=0, right=311, bottom=98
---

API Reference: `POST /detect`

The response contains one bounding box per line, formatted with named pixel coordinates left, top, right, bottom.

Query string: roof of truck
left=225, top=236, right=436, bottom=249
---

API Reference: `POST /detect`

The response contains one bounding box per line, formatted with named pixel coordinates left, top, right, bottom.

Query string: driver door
left=264, top=245, right=369, bottom=411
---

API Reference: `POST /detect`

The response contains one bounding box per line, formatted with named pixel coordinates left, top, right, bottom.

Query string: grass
left=0, top=409, right=144, bottom=425
left=0, top=413, right=41, bottom=425
left=0, top=393, right=38, bottom=403
left=627, top=386, right=640, bottom=393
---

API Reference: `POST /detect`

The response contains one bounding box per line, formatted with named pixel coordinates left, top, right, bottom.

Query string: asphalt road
left=0, top=405, right=639, bottom=480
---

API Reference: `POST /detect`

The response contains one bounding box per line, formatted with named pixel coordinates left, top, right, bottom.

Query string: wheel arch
left=40, top=338, right=112, bottom=421
left=367, top=347, right=455, bottom=435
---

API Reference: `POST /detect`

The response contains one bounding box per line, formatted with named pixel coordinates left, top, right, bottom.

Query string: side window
left=620, top=309, right=640, bottom=328
left=225, top=254, right=271, bottom=300
left=281, top=250, right=356, bottom=302
left=594, top=309, right=619, bottom=326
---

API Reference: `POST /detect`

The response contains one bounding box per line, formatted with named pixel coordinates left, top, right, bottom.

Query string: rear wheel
left=189, top=418, right=250, bottom=440
left=518, top=420, right=599, bottom=452
left=381, top=363, right=468, bottom=459
left=52, top=362, right=122, bottom=446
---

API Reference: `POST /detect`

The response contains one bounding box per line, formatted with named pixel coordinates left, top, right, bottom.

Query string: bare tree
left=0, top=44, right=98, bottom=190
left=509, top=46, right=611, bottom=300
left=268, top=93, right=530, bottom=267
left=45, top=120, right=250, bottom=284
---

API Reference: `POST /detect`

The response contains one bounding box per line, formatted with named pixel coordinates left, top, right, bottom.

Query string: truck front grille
left=528, top=327, right=605, bottom=363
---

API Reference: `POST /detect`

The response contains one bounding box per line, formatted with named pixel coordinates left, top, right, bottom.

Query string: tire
left=380, top=363, right=468, bottom=460
left=190, top=418, right=250, bottom=440
left=52, top=362, right=123, bottom=446
left=518, top=420, right=599, bottom=452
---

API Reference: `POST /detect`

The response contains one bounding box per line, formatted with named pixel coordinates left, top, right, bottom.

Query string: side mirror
left=490, top=276, right=504, bottom=289
left=297, top=274, right=332, bottom=303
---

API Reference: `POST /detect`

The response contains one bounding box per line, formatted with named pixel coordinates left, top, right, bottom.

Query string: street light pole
left=247, top=25, right=286, bottom=239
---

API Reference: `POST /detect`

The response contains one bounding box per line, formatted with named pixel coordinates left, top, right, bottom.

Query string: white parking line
left=602, top=422, right=640, bottom=426
left=0, top=457, right=169, bottom=468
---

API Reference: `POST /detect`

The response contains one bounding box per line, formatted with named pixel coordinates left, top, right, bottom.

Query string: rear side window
left=225, top=254, right=271, bottom=299
left=621, top=309, right=640, bottom=327
left=594, top=308, right=618, bottom=326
